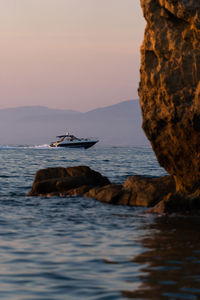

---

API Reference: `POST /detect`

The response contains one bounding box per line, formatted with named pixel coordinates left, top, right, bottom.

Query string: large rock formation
left=139, top=0, right=200, bottom=199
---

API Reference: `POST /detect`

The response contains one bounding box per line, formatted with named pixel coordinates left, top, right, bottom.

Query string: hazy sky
left=0, top=0, right=145, bottom=111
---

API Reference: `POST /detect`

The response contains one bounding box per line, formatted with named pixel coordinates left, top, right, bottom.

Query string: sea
left=0, top=145, right=200, bottom=300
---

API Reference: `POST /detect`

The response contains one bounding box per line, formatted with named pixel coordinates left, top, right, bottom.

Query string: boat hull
left=50, top=141, right=98, bottom=149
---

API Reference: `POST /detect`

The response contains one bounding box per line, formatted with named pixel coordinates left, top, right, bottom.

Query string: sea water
left=0, top=146, right=200, bottom=300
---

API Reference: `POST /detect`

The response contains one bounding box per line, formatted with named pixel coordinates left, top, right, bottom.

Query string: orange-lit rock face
left=139, top=0, right=200, bottom=194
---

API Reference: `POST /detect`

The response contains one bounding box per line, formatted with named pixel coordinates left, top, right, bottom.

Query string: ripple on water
left=0, top=147, right=199, bottom=299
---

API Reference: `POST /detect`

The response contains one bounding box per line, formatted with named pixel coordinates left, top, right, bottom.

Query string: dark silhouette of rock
left=28, top=166, right=110, bottom=196
left=139, top=0, right=200, bottom=208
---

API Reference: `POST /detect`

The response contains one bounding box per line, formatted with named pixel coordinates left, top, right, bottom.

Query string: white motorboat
left=49, top=131, right=99, bottom=149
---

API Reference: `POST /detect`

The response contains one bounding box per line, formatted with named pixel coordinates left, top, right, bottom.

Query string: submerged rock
left=139, top=0, right=200, bottom=208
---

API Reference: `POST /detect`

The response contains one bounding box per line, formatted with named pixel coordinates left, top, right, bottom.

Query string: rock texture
left=28, top=166, right=110, bottom=197
left=149, top=191, right=200, bottom=214
left=84, top=184, right=130, bottom=205
left=28, top=165, right=176, bottom=209
left=139, top=0, right=200, bottom=198
left=85, top=175, right=175, bottom=206
left=123, top=175, right=175, bottom=207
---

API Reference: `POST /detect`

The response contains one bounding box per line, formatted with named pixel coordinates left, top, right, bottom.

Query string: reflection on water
left=122, top=216, right=200, bottom=299
left=1, top=147, right=200, bottom=299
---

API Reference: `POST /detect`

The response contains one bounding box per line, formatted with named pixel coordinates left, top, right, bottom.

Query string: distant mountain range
left=0, top=99, right=149, bottom=146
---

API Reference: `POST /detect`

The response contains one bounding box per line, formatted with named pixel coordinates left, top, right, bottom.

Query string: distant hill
left=0, top=100, right=149, bottom=146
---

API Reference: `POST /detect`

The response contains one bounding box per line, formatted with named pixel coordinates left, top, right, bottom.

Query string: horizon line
left=0, top=98, right=139, bottom=113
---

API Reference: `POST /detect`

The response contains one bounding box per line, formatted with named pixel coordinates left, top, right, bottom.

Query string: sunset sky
left=1, top=0, right=145, bottom=112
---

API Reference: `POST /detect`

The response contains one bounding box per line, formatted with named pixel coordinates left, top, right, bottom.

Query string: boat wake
left=32, top=144, right=50, bottom=149
left=0, top=144, right=50, bottom=149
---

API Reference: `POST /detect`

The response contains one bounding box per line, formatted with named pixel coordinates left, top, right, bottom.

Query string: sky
left=0, top=0, right=146, bottom=112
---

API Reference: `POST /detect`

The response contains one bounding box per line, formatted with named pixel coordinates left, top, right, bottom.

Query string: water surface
left=0, top=146, right=199, bottom=299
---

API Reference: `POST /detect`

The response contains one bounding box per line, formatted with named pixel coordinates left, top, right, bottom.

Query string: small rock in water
left=28, top=165, right=110, bottom=197
left=123, top=175, right=175, bottom=207
left=28, top=165, right=177, bottom=210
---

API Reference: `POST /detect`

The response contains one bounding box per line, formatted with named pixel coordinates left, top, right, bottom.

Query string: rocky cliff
left=139, top=0, right=200, bottom=199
